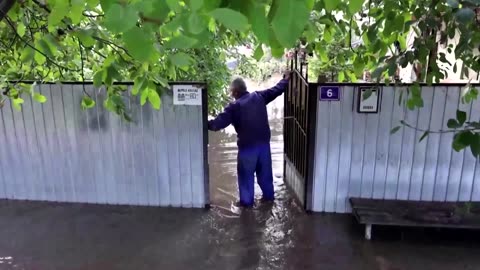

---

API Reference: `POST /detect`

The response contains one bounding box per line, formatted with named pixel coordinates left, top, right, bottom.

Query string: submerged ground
left=0, top=77, right=479, bottom=270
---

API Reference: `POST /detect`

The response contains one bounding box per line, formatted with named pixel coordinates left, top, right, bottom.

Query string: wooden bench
left=349, top=198, right=480, bottom=240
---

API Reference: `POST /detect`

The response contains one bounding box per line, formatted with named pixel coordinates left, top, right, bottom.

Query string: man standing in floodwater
left=208, top=70, right=291, bottom=207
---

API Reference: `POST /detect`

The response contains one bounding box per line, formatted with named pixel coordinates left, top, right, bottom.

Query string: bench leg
left=365, top=224, right=372, bottom=240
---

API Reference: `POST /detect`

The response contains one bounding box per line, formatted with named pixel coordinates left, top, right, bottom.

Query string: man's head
left=230, top=77, right=247, bottom=100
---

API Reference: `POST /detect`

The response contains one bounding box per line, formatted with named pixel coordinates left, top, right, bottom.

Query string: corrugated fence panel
left=335, top=86, right=354, bottom=212
left=312, top=85, right=480, bottom=213
left=408, top=86, right=434, bottom=201
left=0, top=83, right=207, bottom=208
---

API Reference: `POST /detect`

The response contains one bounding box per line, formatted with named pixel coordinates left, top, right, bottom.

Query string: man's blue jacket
left=208, top=79, right=289, bottom=148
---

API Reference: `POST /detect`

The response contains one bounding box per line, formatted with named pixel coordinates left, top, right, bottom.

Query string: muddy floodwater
left=0, top=77, right=479, bottom=269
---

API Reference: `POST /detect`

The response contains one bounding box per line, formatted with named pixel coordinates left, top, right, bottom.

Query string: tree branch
left=91, top=35, right=132, bottom=57
left=82, top=11, right=104, bottom=18
left=4, top=16, right=79, bottom=72
left=348, top=17, right=357, bottom=54
left=78, top=39, right=91, bottom=98
left=401, top=120, right=480, bottom=134
left=31, top=0, right=50, bottom=13
left=139, top=13, right=163, bottom=24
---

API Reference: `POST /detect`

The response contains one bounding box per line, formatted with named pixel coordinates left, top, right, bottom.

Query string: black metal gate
left=284, top=52, right=318, bottom=210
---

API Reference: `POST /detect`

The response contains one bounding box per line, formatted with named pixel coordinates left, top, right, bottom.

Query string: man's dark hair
left=231, top=77, right=247, bottom=93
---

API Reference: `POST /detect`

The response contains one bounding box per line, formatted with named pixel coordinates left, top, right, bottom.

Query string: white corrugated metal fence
left=312, top=85, right=480, bottom=213
left=0, top=83, right=208, bottom=207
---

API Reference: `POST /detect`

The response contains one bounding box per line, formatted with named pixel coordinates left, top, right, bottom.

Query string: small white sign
left=358, top=86, right=380, bottom=113
left=173, top=85, right=202, bottom=106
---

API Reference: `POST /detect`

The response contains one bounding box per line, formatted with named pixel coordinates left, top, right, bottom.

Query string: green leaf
left=470, top=133, right=480, bottom=158
left=148, top=89, right=161, bottom=109
left=253, top=45, right=264, bottom=61
left=463, top=87, right=479, bottom=103
left=162, top=15, right=184, bottom=33
left=269, top=30, right=284, bottom=54
left=132, top=77, right=147, bottom=96
left=447, top=119, right=462, bottom=129
left=453, top=131, right=475, bottom=152
left=102, top=55, right=116, bottom=68
left=20, top=47, right=35, bottom=63
left=419, top=131, right=430, bottom=142
left=271, top=0, right=310, bottom=48
left=17, top=23, right=26, bottom=37
left=204, top=0, right=221, bottom=11
left=338, top=71, right=345, bottom=82
left=398, top=89, right=404, bottom=106
left=75, top=29, right=96, bottom=47
left=372, top=66, right=386, bottom=79
left=346, top=70, right=357, bottom=82
left=457, top=110, right=467, bottom=125
left=268, top=0, right=281, bottom=21
left=164, top=35, right=198, bottom=49
left=104, top=3, right=138, bottom=33
left=100, top=0, right=115, bottom=12
left=187, top=0, right=204, bottom=11
left=411, top=83, right=421, bottom=96
left=362, top=88, right=373, bottom=100
left=36, top=39, right=54, bottom=58
left=48, top=0, right=69, bottom=28
left=324, top=0, right=341, bottom=12
left=81, top=96, right=96, bottom=110
left=166, top=0, right=181, bottom=12
left=34, top=52, right=46, bottom=65
left=415, top=97, right=424, bottom=108
left=153, top=76, right=169, bottom=87
left=169, top=52, right=193, bottom=68
left=387, top=63, right=397, bottom=77
left=390, top=126, right=401, bottom=134
left=140, top=88, right=149, bottom=105
left=70, top=0, right=85, bottom=24
left=104, top=65, right=121, bottom=85
left=319, top=47, right=328, bottom=62
left=12, top=98, right=24, bottom=111
left=349, top=0, right=364, bottom=14
left=87, top=0, right=100, bottom=8
left=306, top=0, right=315, bottom=9
left=144, top=0, right=169, bottom=21
left=123, top=27, right=154, bottom=62
left=33, top=93, right=47, bottom=103
left=271, top=46, right=284, bottom=58
left=246, top=3, right=269, bottom=43
left=110, top=94, right=126, bottom=109
left=323, top=28, right=332, bottom=42
left=366, top=28, right=378, bottom=43
left=407, top=98, right=416, bottom=110
left=209, top=8, right=249, bottom=31
left=134, top=0, right=153, bottom=14
left=93, top=70, right=104, bottom=87
left=455, top=8, right=475, bottom=24
left=188, top=13, right=207, bottom=34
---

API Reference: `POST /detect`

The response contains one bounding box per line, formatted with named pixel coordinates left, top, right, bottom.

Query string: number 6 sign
left=319, top=86, right=340, bottom=101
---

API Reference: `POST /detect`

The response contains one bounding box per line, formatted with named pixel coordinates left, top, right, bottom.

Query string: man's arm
left=208, top=103, right=235, bottom=131
left=257, top=78, right=289, bottom=105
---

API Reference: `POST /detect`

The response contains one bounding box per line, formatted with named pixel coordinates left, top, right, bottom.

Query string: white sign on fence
left=357, top=86, right=380, bottom=113
left=173, top=85, right=202, bottom=106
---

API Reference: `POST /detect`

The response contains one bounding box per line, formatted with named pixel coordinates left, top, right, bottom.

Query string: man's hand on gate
left=283, top=69, right=292, bottom=80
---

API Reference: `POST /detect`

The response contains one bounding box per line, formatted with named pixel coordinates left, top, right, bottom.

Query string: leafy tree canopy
left=0, top=0, right=480, bottom=156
